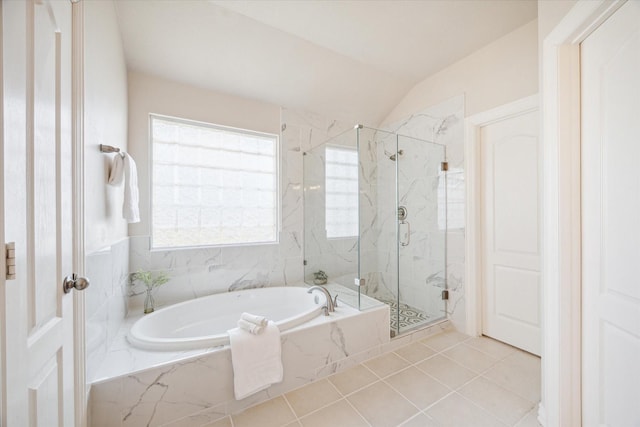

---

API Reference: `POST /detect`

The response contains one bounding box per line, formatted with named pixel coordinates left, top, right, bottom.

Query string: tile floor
left=209, top=330, right=542, bottom=427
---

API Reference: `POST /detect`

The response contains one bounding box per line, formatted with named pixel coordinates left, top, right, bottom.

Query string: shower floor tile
left=223, top=332, right=541, bottom=427
left=380, top=299, right=431, bottom=331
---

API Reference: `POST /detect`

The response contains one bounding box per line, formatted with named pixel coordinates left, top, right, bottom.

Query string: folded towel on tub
left=237, top=318, right=264, bottom=335
left=228, top=320, right=283, bottom=400
left=241, top=312, right=268, bottom=327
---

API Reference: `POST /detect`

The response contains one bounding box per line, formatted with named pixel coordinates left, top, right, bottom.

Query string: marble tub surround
left=86, top=238, right=130, bottom=384
left=89, top=298, right=389, bottom=427
left=95, top=283, right=379, bottom=382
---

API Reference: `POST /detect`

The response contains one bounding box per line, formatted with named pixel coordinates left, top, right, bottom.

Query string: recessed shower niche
left=303, top=125, right=448, bottom=336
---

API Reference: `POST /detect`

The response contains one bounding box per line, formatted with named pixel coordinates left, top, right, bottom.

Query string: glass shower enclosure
left=303, top=125, right=447, bottom=336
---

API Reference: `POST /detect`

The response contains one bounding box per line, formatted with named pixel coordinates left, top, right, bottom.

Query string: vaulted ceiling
left=114, top=0, right=537, bottom=125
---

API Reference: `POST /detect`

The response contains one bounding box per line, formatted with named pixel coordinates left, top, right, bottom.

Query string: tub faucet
left=307, top=286, right=336, bottom=315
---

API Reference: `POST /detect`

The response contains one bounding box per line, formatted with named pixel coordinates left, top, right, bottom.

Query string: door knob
left=63, top=273, right=90, bottom=293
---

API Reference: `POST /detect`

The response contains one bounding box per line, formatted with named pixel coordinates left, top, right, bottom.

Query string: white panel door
left=2, top=1, right=76, bottom=426
left=581, top=1, right=640, bottom=425
left=481, top=108, right=540, bottom=355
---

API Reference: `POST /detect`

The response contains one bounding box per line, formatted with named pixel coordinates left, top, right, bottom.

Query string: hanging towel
left=108, top=152, right=140, bottom=223
left=108, top=153, right=125, bottom=185
left=228, top=321, right=283, bottom=400
left=240, top=312, right=268, bottom=327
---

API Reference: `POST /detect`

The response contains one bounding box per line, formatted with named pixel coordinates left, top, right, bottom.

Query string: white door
left=2, top=1, right=79, bottom=425
left=480, top=106, right=541, bottom=356
left=581, top=1, right=640, bottom=425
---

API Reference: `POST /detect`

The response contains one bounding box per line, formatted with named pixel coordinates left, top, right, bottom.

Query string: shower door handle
left=400, top=220, right=411, bottom=246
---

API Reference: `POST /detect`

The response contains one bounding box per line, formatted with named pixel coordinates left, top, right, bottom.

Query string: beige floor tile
left=514, top=408, right=543, bottom=427
left=231, top=396, right=296, bottom=427
left=329, top=364, right=378, bottom=395
left=443, top=343, right=498, bottom=373
left=459, top=376, right=537, bottom=425
left=347, top=381, right=419, bottom=427
left=420, top=330, right=470, bottom=352
left=426, top=393, right=506, bottom=427
left=483, top=351, right=541, bottom=402
left=385, top=366, right=452, bottom=409
left=282, top=422, right=302, bottom=427
left=201, top=416, right=232, bottom=427
left=299, top=399, right=368, bottom=427
left=399, top=412, right=441, bottom=427
left=285, top=379, right=342, bottom=418
left=394, top=342, right=436, bottom=364
left=415, top=354, right=477, bottom=389
left=465, top=336, right=518, bottom=360
left=363, top=352, right=410, bottom=378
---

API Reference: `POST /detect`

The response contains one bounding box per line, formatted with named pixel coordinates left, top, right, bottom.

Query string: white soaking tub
left=128, top=286, right=326, bottom=351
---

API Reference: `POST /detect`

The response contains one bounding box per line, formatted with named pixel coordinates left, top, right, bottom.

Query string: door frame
left=464, top=94, right=539, bottom=338
left=540, top=1, right=626, bottom=426
left=0, top=1, right=5, bottom=424
left=71, top=1, right=87, bottom=426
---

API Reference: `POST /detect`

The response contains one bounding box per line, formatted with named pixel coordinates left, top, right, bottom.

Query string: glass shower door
left=356, top=126, right=398, bottom=313
left=396, top=135, right=447, bottom=334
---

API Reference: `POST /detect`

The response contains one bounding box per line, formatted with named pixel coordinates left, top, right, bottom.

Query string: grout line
left=454, top=391, right=511, bottom=426
left=281, top=394, right=299, bottom=423
left=342, top=397, right=373, bottom=427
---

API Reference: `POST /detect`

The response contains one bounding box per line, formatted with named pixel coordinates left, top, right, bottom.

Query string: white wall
left=382, top=19, right=538, bottom=125
left=84, top=0, right=129, bottom=254
left=83, top=0, right=130, bottom=385
left=127, top=70, right=281, bottom=238
left=538, top=1, right=577, bottom=43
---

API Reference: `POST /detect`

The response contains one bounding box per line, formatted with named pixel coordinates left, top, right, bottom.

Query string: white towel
left=108, top=152, right=140, bottom=224
left=228, top=321, right=283, bottom=400
left=237, top=319, right=264, bottom=335
left=241, top=312, right=268, bottom=327
left=108, top=153, right=125, bottom=185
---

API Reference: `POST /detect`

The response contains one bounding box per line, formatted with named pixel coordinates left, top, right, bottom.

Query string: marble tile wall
left=85, top=238, right=130, bottom=383
left=383, top=95, right=466, bottom=330
left=302, top=126, right=381, bottom=291
left=126, top=108, right=352, bottom=313
left=89, top=302, right=390, bottom=427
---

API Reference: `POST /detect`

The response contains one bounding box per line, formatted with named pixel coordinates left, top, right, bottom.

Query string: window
left=325, top=146, right=358, bottom=238
left=438, top=168, right=464, bottom=230
left=151, top=115, right=278, bottom=249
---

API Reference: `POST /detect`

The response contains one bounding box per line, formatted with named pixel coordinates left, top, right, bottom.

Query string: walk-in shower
left=303, top=125, right=447, bottom=336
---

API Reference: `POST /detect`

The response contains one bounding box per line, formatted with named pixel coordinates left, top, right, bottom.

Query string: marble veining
left=86, top=238, right=130, bottom=384
left=89, top=289, right=390, bottom=427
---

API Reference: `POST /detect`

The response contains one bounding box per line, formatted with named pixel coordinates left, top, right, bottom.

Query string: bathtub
left=128, top=286, right=326, bottom=351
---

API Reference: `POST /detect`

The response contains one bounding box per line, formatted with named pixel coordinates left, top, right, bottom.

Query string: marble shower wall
left=383, top=95, right=466, bottom=330
left=127, top=108, right=352, bottom=313
left=85, top=238, right=129, bottom=383
left=302, top=127, right=381, bottom=291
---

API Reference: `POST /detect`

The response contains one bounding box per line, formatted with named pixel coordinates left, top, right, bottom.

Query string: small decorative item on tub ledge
left=313, top=270, right=328, bottom=285
left=130, top=269, right=170, bottom=314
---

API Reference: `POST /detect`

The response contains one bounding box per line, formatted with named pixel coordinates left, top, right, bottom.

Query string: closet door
left=480, top=104, right=540, bottom=356
left=581, top=1, right=640, bottom=425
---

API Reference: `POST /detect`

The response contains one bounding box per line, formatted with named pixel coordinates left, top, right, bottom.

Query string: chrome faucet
left=307, top=286, right=337, bottom=315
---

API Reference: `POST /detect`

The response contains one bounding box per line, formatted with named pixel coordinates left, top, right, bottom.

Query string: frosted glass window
left=151, top=115, right=278, bottom=248
left=325, top=146, right=358, bottom=238
left=438, top=168, right=464, bottom=230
